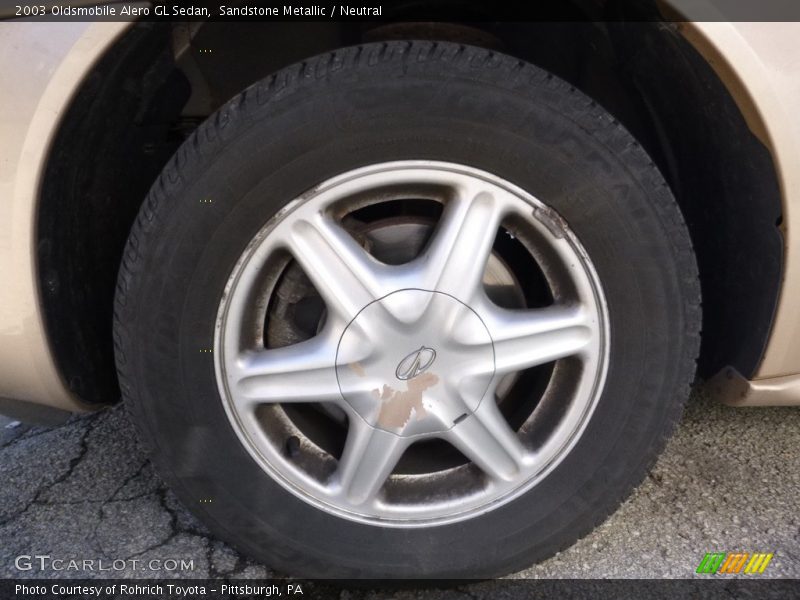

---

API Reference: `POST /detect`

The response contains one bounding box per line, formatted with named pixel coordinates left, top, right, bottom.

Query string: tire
left=114, top=41, right=701, bottom=579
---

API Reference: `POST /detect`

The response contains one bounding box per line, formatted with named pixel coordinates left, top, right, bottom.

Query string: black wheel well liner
left=37, top=16, right=783, bottom=405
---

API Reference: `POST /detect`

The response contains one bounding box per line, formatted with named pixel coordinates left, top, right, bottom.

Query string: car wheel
left=114, top=41, right=701, bottom=578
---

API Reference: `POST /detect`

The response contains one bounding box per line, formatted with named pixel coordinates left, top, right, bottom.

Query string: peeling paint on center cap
left=373, top=372, right=440, bottom=430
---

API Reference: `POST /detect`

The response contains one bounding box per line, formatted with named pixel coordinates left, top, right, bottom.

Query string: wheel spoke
left=445, top=400, right=528, bottom=482
left=483, top=305, right=593, bottom=375
left=228, top=335, right=342, bottom=408
left=333, top=422, right=408, bottom=505
left=418, top=191, right=504, bottom=302
left=286, top=214, right=388, bottom=322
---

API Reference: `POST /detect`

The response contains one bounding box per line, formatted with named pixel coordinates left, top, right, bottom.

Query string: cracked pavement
left=0, top=390, right=798, bottom=585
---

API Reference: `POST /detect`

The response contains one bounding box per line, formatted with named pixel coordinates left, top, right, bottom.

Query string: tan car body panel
left=0, top=21, right=131, bottom=412
left=681, top=22, right=800, bottom=381
left=0, top=18, right=799, bottom=412
left=708, top=369, right=800, bottom=407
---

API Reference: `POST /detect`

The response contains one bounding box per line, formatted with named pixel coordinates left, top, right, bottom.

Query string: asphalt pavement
left=1, top=389, right=798, bottom=590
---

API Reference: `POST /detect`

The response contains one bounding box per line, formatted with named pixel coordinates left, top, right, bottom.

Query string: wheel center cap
left=335, top=289, right=496, bottom=437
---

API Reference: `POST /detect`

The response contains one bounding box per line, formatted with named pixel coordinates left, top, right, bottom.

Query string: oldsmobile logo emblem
left=395, top=346, right=437, bottom=381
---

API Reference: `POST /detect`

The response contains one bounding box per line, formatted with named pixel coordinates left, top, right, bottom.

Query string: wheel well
left=38, top=15, right=783, bottom=405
